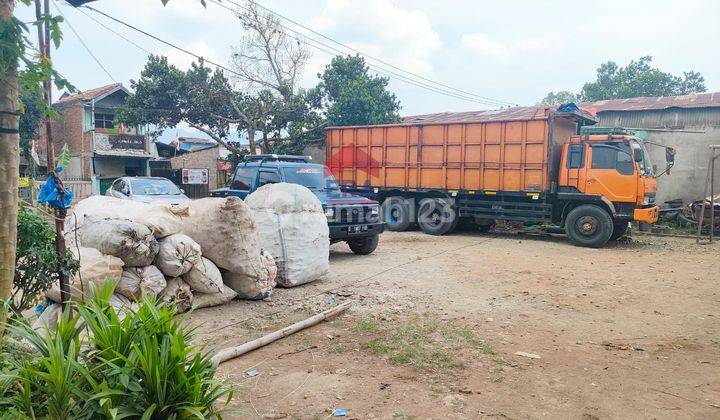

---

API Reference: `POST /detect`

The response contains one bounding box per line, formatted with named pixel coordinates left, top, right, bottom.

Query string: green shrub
left=1, top=283, right=234, bottom=419
left=12, top=206, right=79, bottom=315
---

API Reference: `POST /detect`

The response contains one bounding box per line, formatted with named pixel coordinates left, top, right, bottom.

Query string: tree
left=539, top=90, right=578, bottom=106
left=121, top=56, right=246, bottom=153
left=580, top=56, right=707, bottom=101
left=313, top=54, right=401, bottom=127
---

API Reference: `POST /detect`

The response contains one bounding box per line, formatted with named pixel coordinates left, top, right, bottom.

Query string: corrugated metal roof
left=586, top=92, right=720, bottom=112
left=56, top=83, right=129, bottom=104
left=402, top=106, right=551, bottom=125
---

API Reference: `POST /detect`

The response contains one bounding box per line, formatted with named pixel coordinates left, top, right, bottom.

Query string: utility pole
left=34, top=0, right=69, bottom=306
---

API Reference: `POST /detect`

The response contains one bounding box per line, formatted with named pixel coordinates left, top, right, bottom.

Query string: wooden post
left=211, top=301, right=352, bottom=367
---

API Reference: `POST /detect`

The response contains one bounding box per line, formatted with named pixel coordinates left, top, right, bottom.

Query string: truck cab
left=211, top=154, right=385, bottom=254
left=556, top=127, right=665, bottom=246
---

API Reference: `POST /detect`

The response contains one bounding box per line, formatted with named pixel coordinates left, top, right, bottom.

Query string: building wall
left=597, top=109, right=720, bottom=204
left=169, top=147, right=220, bottom=188
left=38, top=102, right=87, bottom=175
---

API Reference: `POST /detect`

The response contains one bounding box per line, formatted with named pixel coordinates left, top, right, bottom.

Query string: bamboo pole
left=211, top=301, right=353, bottom=367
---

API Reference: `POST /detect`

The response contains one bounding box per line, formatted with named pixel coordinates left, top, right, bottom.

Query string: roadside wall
left=169, top=146, right=220, bottom=188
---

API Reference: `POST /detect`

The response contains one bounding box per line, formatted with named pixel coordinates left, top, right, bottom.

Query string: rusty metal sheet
left=585, top=92, right=719, bottom=112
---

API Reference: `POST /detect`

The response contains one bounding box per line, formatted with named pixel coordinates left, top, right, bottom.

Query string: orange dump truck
left=326, top=106, right=674, bottom=247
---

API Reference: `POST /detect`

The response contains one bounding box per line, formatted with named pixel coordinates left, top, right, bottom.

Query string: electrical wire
left=80, top=3, right=511, bottom=107
left=206, top=0, right=509, bottom=107
left=52, top=0, right=116, bottom=82
left=227, top=0, right=517, bottom=107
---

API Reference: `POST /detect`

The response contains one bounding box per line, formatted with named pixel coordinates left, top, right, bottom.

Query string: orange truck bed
left=326, top=107, right=578, bottom=194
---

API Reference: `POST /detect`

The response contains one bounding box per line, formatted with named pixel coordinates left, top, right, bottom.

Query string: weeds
left=358, top=318, right=476, bottom=372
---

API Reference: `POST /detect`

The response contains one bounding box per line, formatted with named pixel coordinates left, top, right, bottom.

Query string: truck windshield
left=281, top=166, right=339, bottom=191
left=633, top=140, right=654, bottom=177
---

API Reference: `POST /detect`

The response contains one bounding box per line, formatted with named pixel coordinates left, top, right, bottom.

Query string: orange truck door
left=584, top=143, right=637, bottom=203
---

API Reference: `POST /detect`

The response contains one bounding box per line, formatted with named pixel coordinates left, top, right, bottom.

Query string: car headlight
left=325, top=207, right=335, bottom=218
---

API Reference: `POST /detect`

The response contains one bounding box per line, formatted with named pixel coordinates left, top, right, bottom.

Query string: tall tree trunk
left=247, top=125, right=256, bottom=155
left=0, top=0, right=19, bottom=340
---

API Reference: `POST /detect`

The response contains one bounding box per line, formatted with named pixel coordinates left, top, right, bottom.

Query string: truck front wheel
left=565, top=205, right=613, bottom=248
left=417, top=198, right=457, bottom=235
left=347, top=234, right=380, bottom=255
left=381, top=197, right=412, bottom=231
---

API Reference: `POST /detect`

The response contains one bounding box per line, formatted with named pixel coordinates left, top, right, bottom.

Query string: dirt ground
left=189, top=230, right=720, bottom=419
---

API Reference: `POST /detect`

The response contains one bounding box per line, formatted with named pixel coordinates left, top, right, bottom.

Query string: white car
left=106, top=176, right=190, bottom=205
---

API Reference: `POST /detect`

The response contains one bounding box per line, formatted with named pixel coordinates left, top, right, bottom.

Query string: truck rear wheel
left=565, top=205, right=613, bottom=248
left=347, top=234, right=379, bottom=255
left=381, top=197, right=412, bottom=232
left=417, top=198, right=457, bottom=235
left=609, top=221, right=629, bottom=241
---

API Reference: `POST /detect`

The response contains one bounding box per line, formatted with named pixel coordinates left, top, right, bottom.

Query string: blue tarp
left=38, top=174, right=74, bottom=209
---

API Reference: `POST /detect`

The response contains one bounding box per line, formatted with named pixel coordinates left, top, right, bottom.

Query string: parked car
left=106, top=176, right=191, bottom=205
left=211, top=155, right=384, bottom=255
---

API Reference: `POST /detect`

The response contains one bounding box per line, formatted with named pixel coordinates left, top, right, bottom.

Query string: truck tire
left=347, top=234, right=379, bottom=255
left=609, top=221, right=629, bottom=241
left=417, top=198, right=457, bottom=235
left=565, top=205, right=613, bottom=248
left=381, top=197, right=412, bottom=232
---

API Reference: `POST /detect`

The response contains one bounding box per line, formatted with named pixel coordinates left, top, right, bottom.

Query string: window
left=113, top=179, right=129, bottom=194
left=566, top=144, right=585, bottom=168
left=94, top=112, right=115, bottom=129
left=591, top=143, right=634, bottom=175
left=258, top=170, right=281, bottom=186
left=231, top=167, right=254, bottom=190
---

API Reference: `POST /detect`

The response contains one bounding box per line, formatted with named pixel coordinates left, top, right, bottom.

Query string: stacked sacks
left=45, top=246, right=125, bottom=303
left=185, top=258, right=237, bottom=309
left=182, top=197, right=277, bottom=299
left=154, top=234, right=202, bottom=277
left=245, top=183, right=329, bottom=287
left=79, top=218, right=159, bottom=266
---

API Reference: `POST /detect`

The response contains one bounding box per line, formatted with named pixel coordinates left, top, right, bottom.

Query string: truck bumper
left=329, top=222, right=385, bottom=241
left=633, top=206, right=659, bottom=223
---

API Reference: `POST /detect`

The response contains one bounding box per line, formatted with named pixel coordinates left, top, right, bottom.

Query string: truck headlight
left=325, top=207, right=335, bottom=218
left=642, top=195, right=655, bottom=205
left=370, top=205, right=379, bottom=217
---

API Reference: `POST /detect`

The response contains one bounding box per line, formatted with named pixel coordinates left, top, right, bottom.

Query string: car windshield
left=281, top=166, right=339, bottom=191
left=130, top=178, right=182, bottom=195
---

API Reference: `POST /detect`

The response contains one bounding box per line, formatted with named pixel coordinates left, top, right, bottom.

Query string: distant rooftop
left=56, top=83, right=129, bottom=105
left=585, top=92, right=720, bottom=112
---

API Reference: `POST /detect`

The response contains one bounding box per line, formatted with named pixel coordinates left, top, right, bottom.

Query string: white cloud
left=161, top=40, right=220, bottom=70
left=461, top=33, right=566, bottom=59
left=307, top=0, right=442, bottom=75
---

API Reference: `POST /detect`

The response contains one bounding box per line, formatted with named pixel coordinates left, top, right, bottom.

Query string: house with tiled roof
left=38, top=83, right=156, bottom=195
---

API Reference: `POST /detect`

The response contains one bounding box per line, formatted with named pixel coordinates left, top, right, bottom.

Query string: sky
left=16, top=0, right=720, bottom=141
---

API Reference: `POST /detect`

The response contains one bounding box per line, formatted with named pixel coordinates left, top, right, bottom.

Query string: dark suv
left=211, top=155, right=384, bottom=254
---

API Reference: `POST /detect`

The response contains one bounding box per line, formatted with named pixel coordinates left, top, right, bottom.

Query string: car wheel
left=565, top=205, right=613, bottom=248
left=347, top=234, right=380, bottom=255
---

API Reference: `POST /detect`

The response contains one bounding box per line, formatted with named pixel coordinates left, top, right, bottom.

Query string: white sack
left=222, top=251, right=277, bottom=300
left=181, top=197, right=269, bottom=282
left=183, top=257, right=224, bottom=294
left=246, top=183, right=330, bottom=287
left=154, top=234, right=201, bottom=277
left=159, top=277, right=193, bottom=313
left=46, top=247, right=124, bottom=302
left=116, top=265, right=167, bottom=299
left=67, top=195, right=187, bottom=238
left=192, top=284, right=237, bottom=309
left=31, top=303, right=63, bottom=338
left=79, top=218, right=159, bottom=267
left=109, top=293, right=136, bottom=320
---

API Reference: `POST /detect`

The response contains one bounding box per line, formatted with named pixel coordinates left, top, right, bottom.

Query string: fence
left=31, top=177, right=94, bottom=202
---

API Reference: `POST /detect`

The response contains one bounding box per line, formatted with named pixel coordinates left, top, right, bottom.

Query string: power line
left=205, top=0, right=508, bottom=107
left=82, top=5, right=246, bottom=79
left=53, top=0, right=116, bottom=82
left=224, top=0, right=516, bottom=107
left=71, top=4, right=153, bottom=55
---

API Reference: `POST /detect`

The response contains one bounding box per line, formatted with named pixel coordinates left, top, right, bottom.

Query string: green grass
left=482, top=343, right=495, bottom=355
left=358, top=318, right=479, bottom=372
